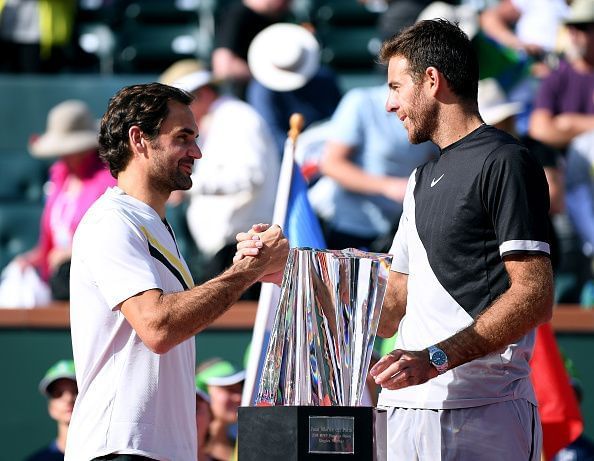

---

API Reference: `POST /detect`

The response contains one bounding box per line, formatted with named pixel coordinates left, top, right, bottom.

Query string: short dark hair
left=379, top=19, right=479, bottom=103
left=99, top=82, right=193, bottom=177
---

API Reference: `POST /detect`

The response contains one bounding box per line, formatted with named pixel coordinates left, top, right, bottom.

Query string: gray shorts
left=381, top=399, right=542, bottom=461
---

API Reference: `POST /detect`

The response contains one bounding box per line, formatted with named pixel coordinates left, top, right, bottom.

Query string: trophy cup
left=239, top=247, right=392, bottom=460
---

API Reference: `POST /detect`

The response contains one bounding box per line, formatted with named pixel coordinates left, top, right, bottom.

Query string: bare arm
left=121, top=225, right=288, bottom=354
left=211, top=48, right=252, bottom=81
left=480, top=0, right=525, bottom=51
left=377, top=270, right=407, bottom=338
left=529, top=109, right=594, bottom=149
left=544, top=165, right=564, bottom=215
left=371, top=254, right=553, bottom=389
left=319, top=141, right=408, bottom=202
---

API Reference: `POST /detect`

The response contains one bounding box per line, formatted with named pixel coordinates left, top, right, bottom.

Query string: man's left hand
left=370, top=349, right=439, bottom=390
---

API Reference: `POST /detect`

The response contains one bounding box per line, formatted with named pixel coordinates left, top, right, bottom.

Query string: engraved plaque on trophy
left=239, top=248, right=392, bottom=460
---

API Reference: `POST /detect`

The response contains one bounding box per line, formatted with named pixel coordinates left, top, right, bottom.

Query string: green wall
left=0, top=328, right=251, bottom=461
left=1, top=329, right=594, bottom=460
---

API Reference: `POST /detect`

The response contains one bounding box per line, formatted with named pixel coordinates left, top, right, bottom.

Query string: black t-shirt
left=215, top=3, right=289, bottom=61
left=412, top=124, right=550, bottom=317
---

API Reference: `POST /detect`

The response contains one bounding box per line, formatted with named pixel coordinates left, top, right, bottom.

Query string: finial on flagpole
left=288, top=113, right=305, bottom=144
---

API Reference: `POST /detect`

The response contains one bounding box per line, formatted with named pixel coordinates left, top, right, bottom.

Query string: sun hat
left=29, top=100, right=99, bottom=158
left=160, top=59, right=215, bottom=93
left=477, top=78, right=524, bottom=125
left=565, top=0, right=594, bottom=25
left=248, top=23, right=321, bottom=92
left=195, top=359, right=246, bottom=394
left=38, top=359, right=76, bottom=397
left=416, top=1, right=480, bottom=39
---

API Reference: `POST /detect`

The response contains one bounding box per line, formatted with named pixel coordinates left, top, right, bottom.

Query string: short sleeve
left=84, top=211, right=161, bottom=310
left=389, top=171, right=416, bottom=273
left=482, top=145, right=551, bottom=257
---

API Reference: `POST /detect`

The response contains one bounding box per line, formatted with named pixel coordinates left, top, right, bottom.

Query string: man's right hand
left=235, top=223, right=289, bottom=285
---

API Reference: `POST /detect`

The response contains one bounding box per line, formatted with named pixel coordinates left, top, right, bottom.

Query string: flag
left=530, top=322, right=583, bottom=460
left=241, top=134, right=326, bottom=406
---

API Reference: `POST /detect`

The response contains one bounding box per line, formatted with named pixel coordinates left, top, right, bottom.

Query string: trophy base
left=238, top=406, right=387, bottom=460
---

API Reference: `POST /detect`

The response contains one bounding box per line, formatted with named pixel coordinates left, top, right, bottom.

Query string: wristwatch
left=427, top=345, right=449, bottom=375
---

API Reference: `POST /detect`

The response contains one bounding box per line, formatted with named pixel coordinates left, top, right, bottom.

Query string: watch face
left=431, top=350, right=447, bottom=366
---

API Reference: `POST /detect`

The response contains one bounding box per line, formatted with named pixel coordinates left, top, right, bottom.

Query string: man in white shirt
left=66, top=82, right=287, bottom=461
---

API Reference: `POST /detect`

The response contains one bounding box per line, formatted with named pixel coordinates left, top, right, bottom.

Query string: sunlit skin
left=385, top=56, right=440, bottom=145
left=208, top=382, right=243, bottom=424
left=146, top=101, right=202, bottom=194
left=124, top=100, right=202, bottom=218
left=204, top=382, right=243, bottom=461
left=47, top=378, right=78, bottom=452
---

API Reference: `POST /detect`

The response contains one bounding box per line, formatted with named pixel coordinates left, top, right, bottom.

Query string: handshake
left=233, top=223, right=289, bottom=285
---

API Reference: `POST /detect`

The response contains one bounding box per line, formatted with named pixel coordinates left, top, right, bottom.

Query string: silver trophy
left=257, top=247, right=393, bottom=406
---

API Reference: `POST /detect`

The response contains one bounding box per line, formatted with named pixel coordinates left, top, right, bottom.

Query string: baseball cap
left=195, top=359, right=246, bottom=394
left=38, top=359, right=76, bottom=397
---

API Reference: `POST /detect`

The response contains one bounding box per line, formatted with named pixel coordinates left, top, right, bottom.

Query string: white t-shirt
left=512, top=0, right=569, bottom=52
left=187, top=96, right=279, bottom=257
left=66, top=187, right=196, bottom=461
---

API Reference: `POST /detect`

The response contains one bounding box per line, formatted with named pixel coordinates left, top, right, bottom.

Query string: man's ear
left=425, top=66, right=441, bottom=95
left=129, top=126, right=146, bottom=154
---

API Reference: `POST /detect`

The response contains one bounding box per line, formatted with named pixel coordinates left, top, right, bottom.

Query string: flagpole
left=241, top=113, right=305, bottom=406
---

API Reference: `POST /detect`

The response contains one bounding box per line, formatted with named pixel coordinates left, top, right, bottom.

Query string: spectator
left=26, top=360, right=77, bottom=461
left=246, top=23, right=342, bottom=154
left=308, top=84, right=437, bottom=251
left=211, top=0, right=292, bottom=97
left=195, top=385, right=213, bottom=461
left=195, top=359, right=245, bottom=461
left=14, top=100, right=115, bottom=300
left=480, top=0, right=569, bottom=61
left=528, top=0, right=594, bottom=150
left=479, top=0, right=570, bottom=134
left=0, top=0, right=78, bottom=73
left=371, top=0, right=449, bottom=40
left=160, top=60, right=279, bottom=298
left=564, top=128, right=594, bottom=303
left=553, top=379, right=594, bottom=460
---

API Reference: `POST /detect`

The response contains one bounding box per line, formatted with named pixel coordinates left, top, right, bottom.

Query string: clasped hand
left=235, top=223, right=289, bottom=285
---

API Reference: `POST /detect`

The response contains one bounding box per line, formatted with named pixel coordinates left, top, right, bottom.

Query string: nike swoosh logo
left=431, top=174, right=444, bottom=188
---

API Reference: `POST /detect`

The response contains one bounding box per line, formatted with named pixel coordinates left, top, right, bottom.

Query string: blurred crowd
left=2, top=0, right=594, bottom=306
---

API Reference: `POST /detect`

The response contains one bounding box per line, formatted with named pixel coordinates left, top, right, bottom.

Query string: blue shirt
left=311, top=85, right=438, bottom=238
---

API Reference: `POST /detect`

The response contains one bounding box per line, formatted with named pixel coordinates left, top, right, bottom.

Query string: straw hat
left=416, top=1, right=479, bottom=39
left=159, top=59, right=215, bottom=93
left=29, top=100, right=99, bottom=158
left=477, top=78, right=524, bottom=125
left=248, top=23, right=320, bottom=92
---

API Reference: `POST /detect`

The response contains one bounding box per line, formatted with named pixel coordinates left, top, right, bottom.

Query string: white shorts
left=381, top=399, right=542, bottom=461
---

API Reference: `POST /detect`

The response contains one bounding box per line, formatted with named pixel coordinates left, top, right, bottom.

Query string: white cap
left=478, top=78, right=524, bottom=125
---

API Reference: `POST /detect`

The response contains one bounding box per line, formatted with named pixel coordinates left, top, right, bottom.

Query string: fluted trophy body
left=257, top=247, right=393, bottom=406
